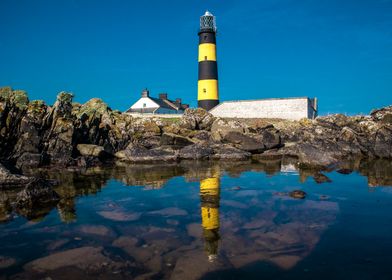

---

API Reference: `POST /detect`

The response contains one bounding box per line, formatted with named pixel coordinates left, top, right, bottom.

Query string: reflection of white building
left=126, top=89, right=189, bottom=114
left=280, top=163, right=299, bottom=174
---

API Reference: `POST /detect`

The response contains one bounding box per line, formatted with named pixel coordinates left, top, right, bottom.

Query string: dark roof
left=150, top=97, right=181, bottom=111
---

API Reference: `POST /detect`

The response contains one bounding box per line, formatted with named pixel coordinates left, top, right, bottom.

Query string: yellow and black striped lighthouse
left=198, top=11, right=219, bottom=111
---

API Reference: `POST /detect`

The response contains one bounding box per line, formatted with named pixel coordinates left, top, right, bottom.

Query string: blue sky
left=0, top=0, right=391, bottom=115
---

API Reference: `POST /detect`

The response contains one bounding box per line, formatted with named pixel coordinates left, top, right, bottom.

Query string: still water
left=1, top=160, right=392, bottom=279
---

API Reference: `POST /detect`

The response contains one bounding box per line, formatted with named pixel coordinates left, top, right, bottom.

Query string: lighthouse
left=198, top=11, right=219, bottom=111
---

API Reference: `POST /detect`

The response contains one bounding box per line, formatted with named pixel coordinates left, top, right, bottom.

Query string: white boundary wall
left=210, top=97, right=317, bottom=120
left=125, top=113, right=182, bottom=118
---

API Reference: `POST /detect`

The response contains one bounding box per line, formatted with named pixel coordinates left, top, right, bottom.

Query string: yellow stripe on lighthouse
left=198, top=43, right=217, bottom=62
left=198, top=80, right=219, bottom=100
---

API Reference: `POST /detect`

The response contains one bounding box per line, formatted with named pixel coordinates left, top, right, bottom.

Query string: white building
left=126, top=89, right=189, bottom=114
left=209, top=97, right=318, bottom=120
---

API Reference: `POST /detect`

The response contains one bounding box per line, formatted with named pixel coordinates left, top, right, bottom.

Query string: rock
left=0, top=163, right=34, bottom=187
left=373, top=126, right=392, bottom=158
left=148, top=207, right=188, bottom=216
left=160, top=133, right=195, bottom=148
left=24, top=246, right=110, bottom=272
left=296, top=143, right=339, bottom=169
left=337, top=168, right=353, bottom=175
left=211, top=144, right=251, bottom=161
left=371, top=105, right=392, bottom=124
left=115, top=144, right=177, bottom=163
left=178, top=143, right=214, bottom=160
left=15, top=179, right=60, bottom=219
left=180, top=108, right=215, bottom=130
left=76, top=144, right=110, bottom=158
left=0, top=256, right=16, bottom=269
left=313, top=173, right=332, bottom=184
left=98, top=210, right=141, bottom=222
left=210, top=118, right=247, bottom=142
left=289, top=190, right=306, bottom=199
left=223, top=131, right=265, bottom=153
left=76, top=225, right=116, bottom=237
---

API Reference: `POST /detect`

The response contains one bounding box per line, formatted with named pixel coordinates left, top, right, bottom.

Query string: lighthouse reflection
left=199, top=176, right=221, bottom=262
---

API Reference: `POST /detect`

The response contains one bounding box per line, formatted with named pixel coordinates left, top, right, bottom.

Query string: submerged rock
left=24, top=246, right=110, bottom=272
left=289, top=190, right=307, bottom=199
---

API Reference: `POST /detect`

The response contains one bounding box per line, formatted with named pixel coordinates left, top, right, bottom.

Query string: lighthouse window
left=204, top=56, right=207, bottom=60
left=203, top=88, right=206, bottom=93
left=143, top=103, right=146, bottom=108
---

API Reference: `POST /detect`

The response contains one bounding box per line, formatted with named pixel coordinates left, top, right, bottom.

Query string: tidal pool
left=1, top=159, right=392, bottom=279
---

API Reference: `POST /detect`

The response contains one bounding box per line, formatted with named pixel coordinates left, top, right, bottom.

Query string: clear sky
left=0, top=0, right=391, bottom=115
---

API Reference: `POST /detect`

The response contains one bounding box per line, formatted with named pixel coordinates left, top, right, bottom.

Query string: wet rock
left=289, top=190, right=306, bottom=199
left=178, top=143, right=214, bottom=160
left=160, top=132, right=195, bottom=148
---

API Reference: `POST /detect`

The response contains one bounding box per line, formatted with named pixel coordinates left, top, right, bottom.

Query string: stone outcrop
left=0, top=87, right=392, bottom=172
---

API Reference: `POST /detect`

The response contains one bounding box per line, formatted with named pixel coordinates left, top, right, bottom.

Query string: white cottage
left=126, top=89, right=189, bottom=114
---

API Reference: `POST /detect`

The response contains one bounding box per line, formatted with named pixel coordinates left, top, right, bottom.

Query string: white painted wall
left=130, top=97, right=159, bottom=109
left=210, top=97, right=316, bottom=120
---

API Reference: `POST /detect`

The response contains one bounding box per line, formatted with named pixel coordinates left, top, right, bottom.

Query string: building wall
left=130, top=97, right=159, bottom=110
left=209, top=97, right=317, bottom=120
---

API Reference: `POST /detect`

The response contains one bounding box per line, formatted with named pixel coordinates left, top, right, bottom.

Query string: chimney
left=141, top=88, right=149, bottom=97
left=159, top=93, right=168, bottom=100
left=182, top=104, right=189, bottom=109
left=175, top=98, right=182, bottom=105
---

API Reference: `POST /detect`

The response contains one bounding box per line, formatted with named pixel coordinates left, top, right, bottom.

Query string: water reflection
left=200, top=176, right=220, bottom=262
left=1, top=158, right=392, bottom=279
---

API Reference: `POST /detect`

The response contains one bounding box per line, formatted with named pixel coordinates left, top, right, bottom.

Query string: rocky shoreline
left=1, top=86, right=392, bottom=184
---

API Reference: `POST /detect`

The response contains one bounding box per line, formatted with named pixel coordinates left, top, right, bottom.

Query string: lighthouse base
left=198, top=100, right=219, bottom=111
